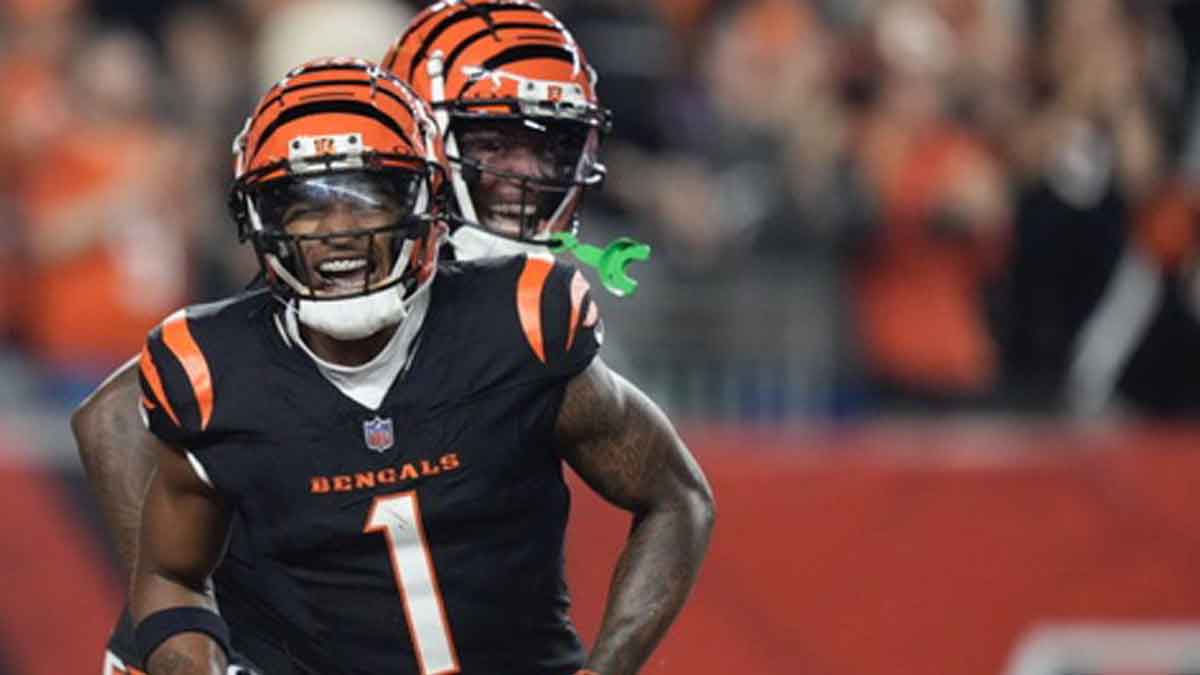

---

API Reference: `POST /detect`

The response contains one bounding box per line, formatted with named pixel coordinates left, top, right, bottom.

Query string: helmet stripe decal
left=254, top=64, right=386, bottom=114
left=442, top=23, right=562, bottom=78
left=256, top=80, right=418, bottom=127
left=407, top=3, right=547, bottom=80
left=252, top=100, right=414, bottom=163
left=481, top=44, right=575, bottom=72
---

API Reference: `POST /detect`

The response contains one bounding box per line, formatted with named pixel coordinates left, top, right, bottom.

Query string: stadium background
left=5, top=0, right=1200, bottom=673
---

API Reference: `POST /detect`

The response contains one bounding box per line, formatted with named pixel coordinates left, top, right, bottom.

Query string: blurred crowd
left=5, top=0, right=1200, bottom=425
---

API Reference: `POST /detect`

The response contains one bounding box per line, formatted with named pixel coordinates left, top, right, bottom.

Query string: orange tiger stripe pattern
left=384, top=0, right=598, bottom=111
left=233, top=57, right=443, bottom=188
left=566, top=268, right=590, bottom=352
left=139, top=343, right=180, bottom=428
left=161, top=309, right=215, bottom=431
left=517, top=255, right=554, bottom=363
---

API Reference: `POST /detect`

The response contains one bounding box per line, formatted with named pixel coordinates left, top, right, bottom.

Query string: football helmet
left=229, top=58, right=448, bottom=340
left=383, top=0, right=610, bottom=259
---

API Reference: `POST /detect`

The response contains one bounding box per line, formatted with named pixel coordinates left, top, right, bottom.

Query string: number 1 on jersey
left=364, top=492, right=460, bottom=675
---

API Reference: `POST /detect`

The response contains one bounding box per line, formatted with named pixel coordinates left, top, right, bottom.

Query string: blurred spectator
left=1067, top=180, right=1200, bottom=416
left=605, top=0, right=861, bottom=267
left=850, top=1, right=1011, bottom=410
left=557, top=0, right=685, bottom=153
left=18, top=29, right=197, bottom=402
left=590, top=0, right=863, bottom=418
left=160, top=2, right=258, bottom=298
left=250, top=0, right=414, bottom=94
left=935, top=0, right=1030, bottom=149
left=0, top=0, right=82, bottom=344
left=1006, top=0, right=1171, bottom=413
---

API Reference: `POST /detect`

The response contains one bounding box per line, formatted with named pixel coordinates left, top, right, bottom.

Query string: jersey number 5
left=364, top=492, right=460, bottom=675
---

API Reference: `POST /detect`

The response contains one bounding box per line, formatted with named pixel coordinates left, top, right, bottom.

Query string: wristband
left=135, top=607, right=231, bottom=666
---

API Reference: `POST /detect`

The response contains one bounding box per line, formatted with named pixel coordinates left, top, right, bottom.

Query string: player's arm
left=71, top=356, right=157, bottom=571
left=555, top=358, right=716, bottom=675
left=130, top=442, right=232, bottom=675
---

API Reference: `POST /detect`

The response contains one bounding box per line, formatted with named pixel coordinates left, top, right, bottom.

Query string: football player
left=125, top=58, right=712, bottom=675
left=74, top=3, right=659, bottom=673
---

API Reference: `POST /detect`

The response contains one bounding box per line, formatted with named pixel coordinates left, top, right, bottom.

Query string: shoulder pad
left=514, top=254, right=602, bottom=375
left=138, top=308, right=215, bottom=446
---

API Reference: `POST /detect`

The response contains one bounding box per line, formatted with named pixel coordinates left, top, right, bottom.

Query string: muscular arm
left=131, top=444, right=232, bottom=675
left=555, top=359, right=716, bottom=675
left=71, top=357, right=157, bottom=571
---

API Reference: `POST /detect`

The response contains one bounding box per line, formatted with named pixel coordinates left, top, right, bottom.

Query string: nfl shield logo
left=362, top=416, right=394, bottom=453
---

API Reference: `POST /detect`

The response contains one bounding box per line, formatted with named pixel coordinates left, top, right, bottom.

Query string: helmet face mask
left=452, top=116, right=601, bottom=243
left=244, top=168, right=434, bottom=301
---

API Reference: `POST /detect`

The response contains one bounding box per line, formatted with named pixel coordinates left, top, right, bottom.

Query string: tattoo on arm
left=72, top=358, right=158, bottom=571
left=149, top=648, right=201, bottom=675
left=146, top=637, right=225, bottom=675
left=556, top=359, right=716, bottom=675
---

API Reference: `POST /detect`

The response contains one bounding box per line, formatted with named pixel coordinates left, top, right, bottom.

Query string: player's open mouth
left=315, top=256, right=374, bottom=293
left=483, top=204, right=539, bottom=236
left=489, top=204, right=538, bottom=217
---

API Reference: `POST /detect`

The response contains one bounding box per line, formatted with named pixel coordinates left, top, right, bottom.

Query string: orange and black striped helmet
left=229, top=58, right=448, bottom=307
left=383, top=0, right=610, bottom=247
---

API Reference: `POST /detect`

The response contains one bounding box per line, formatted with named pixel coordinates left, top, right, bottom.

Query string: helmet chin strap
left=449, top=225, right=549, bottom=261
left=293, top=285, right=411, bottom=341
left=284, top=239, right=430, bottom=341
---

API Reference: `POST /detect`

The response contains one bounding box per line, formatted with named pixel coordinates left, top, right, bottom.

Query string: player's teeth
left=319, top=258, right=367, bottom=273
left=493, top=205, right=536, bottom=216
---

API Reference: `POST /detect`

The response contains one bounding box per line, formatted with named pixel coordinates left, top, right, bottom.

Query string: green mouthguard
left=549, top=231, right=651, bottom=297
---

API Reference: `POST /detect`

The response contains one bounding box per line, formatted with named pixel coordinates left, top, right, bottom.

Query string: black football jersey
left=137, top=255, right=603, bottom=675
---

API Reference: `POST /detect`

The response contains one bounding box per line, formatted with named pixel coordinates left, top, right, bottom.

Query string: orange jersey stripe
left=583, top=299, right=599, bottom=327
left=139, top=344, right=180, bottom=428
left=161, top=309, right=215, bottom=430
left=517, top=256, right=554, bottom=363
left=566, top=269, right=589, bottom=352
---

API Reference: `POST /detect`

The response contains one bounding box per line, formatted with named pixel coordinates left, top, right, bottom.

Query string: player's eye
left=460, top=132, right=506, bottom=155
left=282, top=204, right=321, bottom=223
left=353, top=203, right=397, bottom=220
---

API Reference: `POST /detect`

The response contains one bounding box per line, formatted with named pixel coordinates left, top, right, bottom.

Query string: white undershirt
left=279, top=285, right=432, bottom=410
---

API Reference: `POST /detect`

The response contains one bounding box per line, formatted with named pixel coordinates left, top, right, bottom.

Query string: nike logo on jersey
left=309, top=453, right=462, bottom=494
